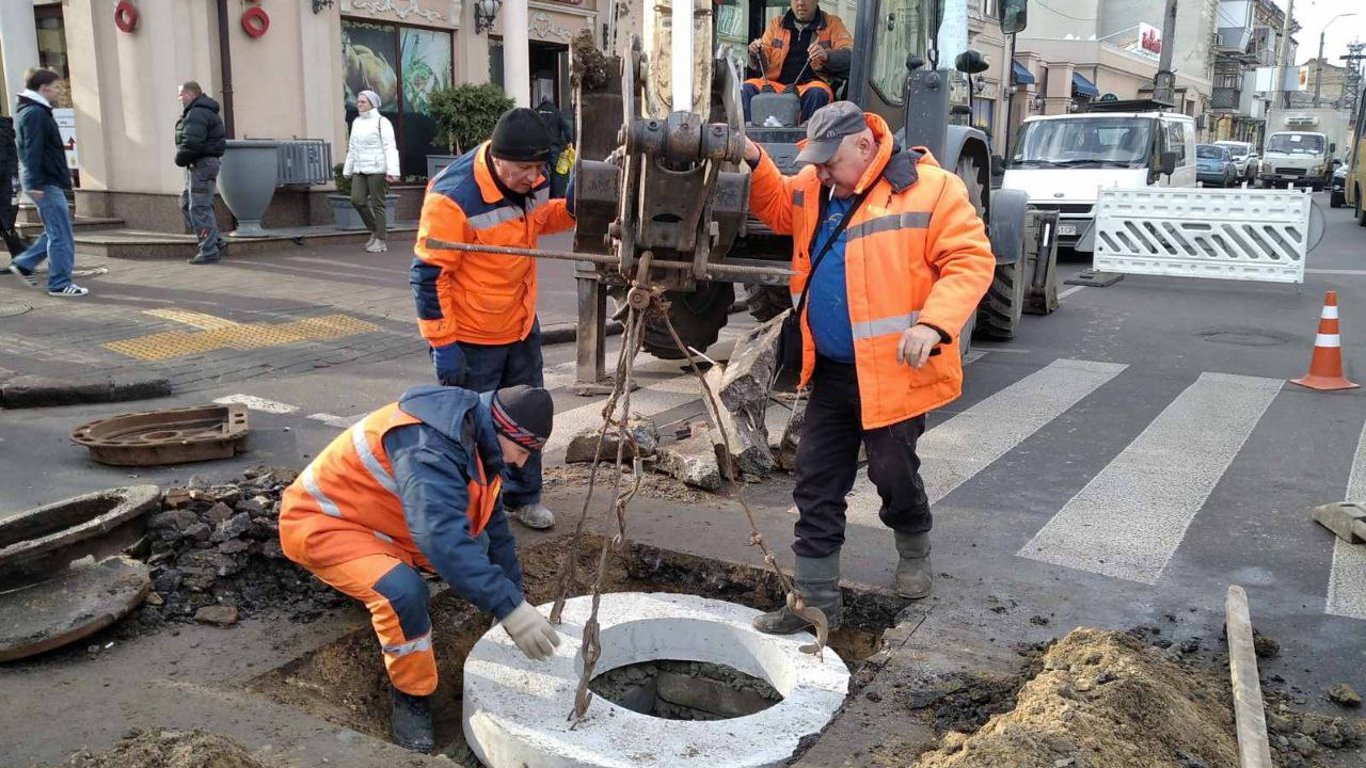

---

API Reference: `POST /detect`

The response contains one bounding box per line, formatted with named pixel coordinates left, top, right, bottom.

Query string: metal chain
left=551, top=283, right=828, bottom=728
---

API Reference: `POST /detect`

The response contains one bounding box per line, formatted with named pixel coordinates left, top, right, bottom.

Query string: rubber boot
left=508, top=502, right=555, bottom=530
left=390, top=687, right=435, bottom=753
left=752, top=551, right=843, bottom=634
left=894, top=531, right=933, bottom=599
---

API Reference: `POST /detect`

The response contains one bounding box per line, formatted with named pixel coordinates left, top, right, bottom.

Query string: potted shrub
left=328, top=162, right=399, bottom=231
left=426, top=84, right=514, bottom=179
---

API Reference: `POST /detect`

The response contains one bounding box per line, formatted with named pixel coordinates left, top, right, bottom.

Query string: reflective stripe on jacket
left=411, top=141, right=575, bottom=347
left=756, top=9, right=853, bottom=85
left=279, top=402, right=500, bottom=569
left=747, top=112, right=995, bottom=429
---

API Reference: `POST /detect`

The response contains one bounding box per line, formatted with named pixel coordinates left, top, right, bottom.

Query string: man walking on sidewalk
left=175, top=81, right=227, bottom=265
left=410, top=107, right=574, bottom=530
left=4, top=68, right=85, bottom=297
left=741, top=102, right=994, bottom=634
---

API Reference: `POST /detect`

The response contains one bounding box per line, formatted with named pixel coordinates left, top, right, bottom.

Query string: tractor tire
left=960, top=310, right=976, bottom=362
left=745, top=284, right=790, bottom=323
left=963, top=155, right=1024, bottom=341
left=642, top=282, right=735, bottom=360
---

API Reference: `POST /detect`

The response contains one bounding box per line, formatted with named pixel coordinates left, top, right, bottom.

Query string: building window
left=981, top=0, right=1000, bottom=19
left=342, top=19, right=454, bottom=179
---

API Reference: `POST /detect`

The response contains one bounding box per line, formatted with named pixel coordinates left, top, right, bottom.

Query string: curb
left=540, top=301, right=749, bottom=347
left=0, top=373, right=173, bottom=409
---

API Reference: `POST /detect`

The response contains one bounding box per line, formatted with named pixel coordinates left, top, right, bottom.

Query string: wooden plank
left=1225, top=586, right=1274, bottom=768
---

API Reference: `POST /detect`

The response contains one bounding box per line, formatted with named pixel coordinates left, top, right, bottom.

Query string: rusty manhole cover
left=71, top=267, right=109, bottom=279
left=0, top=303, right=32, bottom=318
left=72, top=404, right=249, bottom=466
left=0, top=555, right=150, bottom=662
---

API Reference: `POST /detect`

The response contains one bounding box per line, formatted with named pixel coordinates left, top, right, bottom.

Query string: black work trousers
left=792, top=358, right=932, bottom=559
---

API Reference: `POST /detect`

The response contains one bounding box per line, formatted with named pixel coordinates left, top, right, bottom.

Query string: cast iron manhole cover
left=1193, top=328, right=1291, bottom=348
left=71, top=267, right=109, bottom=278
left=0, top=302, right=32, bottom=318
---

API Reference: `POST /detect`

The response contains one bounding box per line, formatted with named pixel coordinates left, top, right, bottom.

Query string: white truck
left=1259, top=108, right=1350, bottom=190
left=1001, top=107, right=1197, bottom=251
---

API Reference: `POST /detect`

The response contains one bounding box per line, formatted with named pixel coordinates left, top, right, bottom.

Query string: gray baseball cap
left=794, top=102, right=869, bottom=166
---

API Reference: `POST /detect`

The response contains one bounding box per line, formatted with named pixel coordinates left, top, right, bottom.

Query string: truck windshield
left=1266, top=134, right=1325, bottom=154
left=1010, top=118, right=1154, bottom=169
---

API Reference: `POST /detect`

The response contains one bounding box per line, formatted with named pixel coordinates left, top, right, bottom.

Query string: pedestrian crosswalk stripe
left=213, top=394, right=299, bottom=414
left=840, top=358, right=1127, bottom=529
left=1327, top=419, right=1366, bottom=620
left=543, top=374, right=705, bottom=455
left=1018, top=372, right=1283, bottom=585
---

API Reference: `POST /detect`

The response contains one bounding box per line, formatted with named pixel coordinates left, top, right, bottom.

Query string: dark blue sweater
left=15, top=95, right=71, bottom=192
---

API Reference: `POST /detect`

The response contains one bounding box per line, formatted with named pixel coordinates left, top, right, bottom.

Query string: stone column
left=502, top=0, right=530, bottom=106
left=0, top=2, right=39, bottom=114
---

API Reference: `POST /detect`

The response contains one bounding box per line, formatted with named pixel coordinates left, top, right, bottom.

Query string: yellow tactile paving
left=103, top=310, right=382, bottom=361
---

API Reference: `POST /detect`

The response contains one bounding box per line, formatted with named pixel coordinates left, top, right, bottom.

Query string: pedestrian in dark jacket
left=175, top=81, right=227, bottom=265
left=535, top=96, right=572, bottom=197
left=0, top=115, right=24, bottom=255
left=278, top=384, right=561, bottom=753
left=4, top=68, right=84, bottom=296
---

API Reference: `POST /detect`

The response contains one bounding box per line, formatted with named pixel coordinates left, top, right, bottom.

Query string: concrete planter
left=219, top=139, right=282, bottom=237
left=328, top=193, right=399, bottom=231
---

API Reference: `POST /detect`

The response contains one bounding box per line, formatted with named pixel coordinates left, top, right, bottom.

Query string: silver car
left=1214, top=141, right=1258, bottom=181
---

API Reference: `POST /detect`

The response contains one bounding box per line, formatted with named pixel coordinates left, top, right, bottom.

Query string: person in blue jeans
left=4, top=67, right=84, bottom=297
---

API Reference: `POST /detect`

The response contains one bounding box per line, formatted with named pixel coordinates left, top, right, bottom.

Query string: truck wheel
left=642, top=282, right=735, bottom=360
left=745, top=284, right=790, bottom=323
left=960, top=311, right=975, bottom=362
left=967, top=156, right=1024, bottom=341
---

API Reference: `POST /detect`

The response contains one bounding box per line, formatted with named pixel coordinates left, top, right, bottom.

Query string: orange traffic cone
left=1292, top=290, right=1359, bottom=391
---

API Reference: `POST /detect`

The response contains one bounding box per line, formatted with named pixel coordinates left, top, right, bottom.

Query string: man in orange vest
left=743, top=0, right=853, bottom=125
left=278, top=384, right=561, bottom=752
left=411, top=107, right=575, bottom=531
left=743, top=102, right=994, bottom=634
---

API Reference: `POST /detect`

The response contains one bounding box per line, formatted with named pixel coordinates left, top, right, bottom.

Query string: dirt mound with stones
left=129, top=467, right=346, bottom=631
left=41, top=729, right=271, bottom=768
left=914, top=627, right=1362, bottom=768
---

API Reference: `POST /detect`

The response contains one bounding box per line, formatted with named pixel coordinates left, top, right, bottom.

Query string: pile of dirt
left=914, top=628, right=1362, bottom=768
left=43, top=729, right=270, bottom=768
left=131, top=467, right=346, bottom=630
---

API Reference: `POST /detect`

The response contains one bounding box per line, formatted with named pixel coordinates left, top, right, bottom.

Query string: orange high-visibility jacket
left=411, top=142, right=575, bottom=348
left=279, top=400, right=500, bottom=571
left=748, top=113, right=995, bottom=429
left=754, top=9, right=853, bottom=85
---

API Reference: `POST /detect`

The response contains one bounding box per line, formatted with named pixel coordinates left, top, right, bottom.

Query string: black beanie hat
left=491, top=385, right=554, bottom=452
left=490, top=107, right=553, bottom=162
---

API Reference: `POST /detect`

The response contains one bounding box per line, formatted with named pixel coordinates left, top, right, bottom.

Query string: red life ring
left=241, top=7, right=270, bottom=38
left=114, top=1, right=139, bottom=33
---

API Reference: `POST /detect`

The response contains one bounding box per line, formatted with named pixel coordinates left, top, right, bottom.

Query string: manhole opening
left=1, top=495, right=121, bottom=544
left=588, top=658, right=782, bottom=721
left=245, top=535, right=899, bottom=763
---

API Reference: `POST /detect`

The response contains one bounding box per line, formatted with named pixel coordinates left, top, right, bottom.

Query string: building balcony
left=1211, top=87, right=1243, bottom=111
left=1216, top=0, right=1254, bottom=53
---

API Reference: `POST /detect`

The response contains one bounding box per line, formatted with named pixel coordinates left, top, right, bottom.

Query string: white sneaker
left=5, top=264, right=37, bottom=288
left=364, top=235, right=376, bottom=250
left=365, top=238, right=386, bottom=253
left=507, top=502, right=555, bottom=530
left=48, top=283, right=88, bottom=297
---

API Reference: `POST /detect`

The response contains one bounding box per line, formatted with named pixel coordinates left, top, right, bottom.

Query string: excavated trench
left=246, top=536, right=902, bottom=762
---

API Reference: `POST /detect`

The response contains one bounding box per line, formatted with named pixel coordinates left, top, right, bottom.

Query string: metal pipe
left=423, top=238, right=793, bottom=278
left=671, top=0, right=694, bottom=112
left=215, top=0, right=235, bottom=138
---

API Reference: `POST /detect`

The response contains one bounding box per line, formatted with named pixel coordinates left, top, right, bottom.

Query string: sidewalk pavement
left=0, top=231, right=584, bottom=401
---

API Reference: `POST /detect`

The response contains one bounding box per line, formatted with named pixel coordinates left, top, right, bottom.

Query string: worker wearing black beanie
left=412, top=104, right=576, bottom=533
left=490, top=107, right=554, bottom=163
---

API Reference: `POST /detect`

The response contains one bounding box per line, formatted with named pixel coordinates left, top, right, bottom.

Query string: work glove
left=501, top=601, right=561, bottom=661
left=431, top=341, right=467, bottom=387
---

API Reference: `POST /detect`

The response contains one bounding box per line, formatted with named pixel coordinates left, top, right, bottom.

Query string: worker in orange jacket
left=279, top=384, right=561, bottom=753
left=411, top=107, right=575, bottom=531
left=742, top=102, right=995, bottom=634
left=743, top=0, right=853, bottom=125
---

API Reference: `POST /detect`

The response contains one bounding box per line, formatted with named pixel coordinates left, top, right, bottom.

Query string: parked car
left=1196, top=144, right=1236, bottom=187
left=1213, top=140, right=1257, bottom=182
left=1331, top=163, right=1347, bottom=208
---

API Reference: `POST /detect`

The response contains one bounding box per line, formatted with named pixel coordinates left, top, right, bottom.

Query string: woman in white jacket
left=343, top=89, right=399, bottom=252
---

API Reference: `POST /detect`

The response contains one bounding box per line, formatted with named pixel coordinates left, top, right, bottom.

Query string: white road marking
left=213, top=394, right=299, bottom=414
left=841, top=358, right=1127, bottom=528
left=1327, top=419, right=1366, bottom=620
left=543, top=374, right=706, bottom=455
left=1058, top=285, right=1086, bottom=300
left=307, top=413, right=361, bottom=429
left=1307, top=269, right=1366, bottom=277
left=1018, top=372, right=1283, bottom=584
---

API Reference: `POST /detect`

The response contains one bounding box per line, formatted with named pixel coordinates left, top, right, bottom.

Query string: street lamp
left=1315, top=12, right=1358, bottom=108
left=475, top=0, right=502, bottom=35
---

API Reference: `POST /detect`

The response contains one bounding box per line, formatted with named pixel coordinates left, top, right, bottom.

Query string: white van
left=1001, top=111, right=1198, bottom=251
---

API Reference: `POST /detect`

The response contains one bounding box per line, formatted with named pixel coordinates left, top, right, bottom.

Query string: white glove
left=501, top=601, right=561, bottom=661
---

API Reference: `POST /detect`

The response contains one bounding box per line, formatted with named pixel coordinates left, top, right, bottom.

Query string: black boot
left=894, top=531, right=933, bottom=599
left=753, top=551, right=843, bottom=634
left=390, top=687, right=435, bottom=753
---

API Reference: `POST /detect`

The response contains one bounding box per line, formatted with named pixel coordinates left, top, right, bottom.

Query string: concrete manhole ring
left=463, top=592, right=851, bottom=767
left=0, top=302, right=32, bottom=318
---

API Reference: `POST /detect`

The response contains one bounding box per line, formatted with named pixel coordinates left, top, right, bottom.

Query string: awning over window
left=1072, top=71, right=1100, bottom=98
left=1012, top=61, right=1036, bottom=85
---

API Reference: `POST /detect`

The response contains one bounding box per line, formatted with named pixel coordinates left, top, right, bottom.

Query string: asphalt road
left=3, top=193, right=1364, bottom=715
